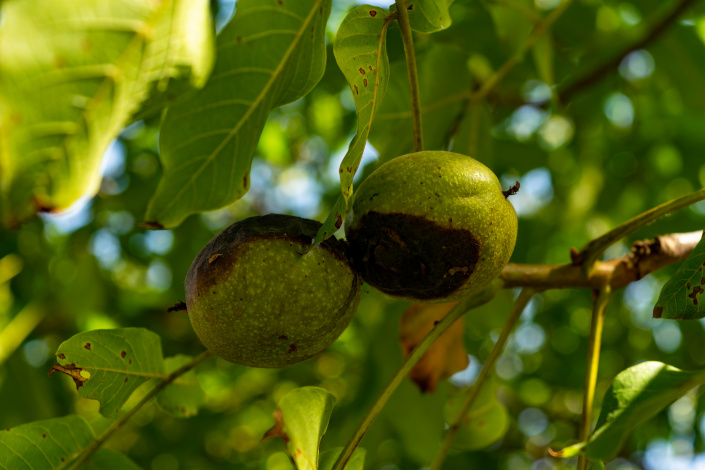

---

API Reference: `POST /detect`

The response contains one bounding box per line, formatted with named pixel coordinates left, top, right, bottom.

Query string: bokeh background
left=2, top=0, right=705, bottom=469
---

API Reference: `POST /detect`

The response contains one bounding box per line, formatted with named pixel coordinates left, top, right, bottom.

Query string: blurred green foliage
left=2, top=0, right=705, bottom=469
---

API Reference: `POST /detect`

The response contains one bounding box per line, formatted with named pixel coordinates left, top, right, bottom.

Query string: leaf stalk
left=395, top=0, right=424, bottom=152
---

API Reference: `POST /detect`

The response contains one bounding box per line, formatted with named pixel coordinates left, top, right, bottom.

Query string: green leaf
left=653, top=231, right=705, bottom=319
left=85, top=449, right=142, bottom=470
left=0, top=0, right=211, bottom=226
left=553, top=361, right=705, bottom=461
left=451, top=101, right=493, bottom=161
left=130, top=0, right=216, bottom=122
left=319, top=447, right=366, bottom=470
left=265, top=386, right=336, bottom=470
left=50, top=328, right=165, bottom=419
left=310, top=195, right=347, bottom=250
left=444, top=379, right=509, bottom=451
left=333, top=5, right=392, bottom=204
left=156, top=355, right=206, bottom=418
left=391, top=0, right=455, bottom=33
left=145, top=0, right=332, bottom=229
left=487, top=0, right=534, bottom=53
left=0, top=415, right=95, bottom=470
left=312, top=5, right=391, bottom=245
left=532, top=33, right=554, bottom=87
left=369, top=44, right=470, bottom=164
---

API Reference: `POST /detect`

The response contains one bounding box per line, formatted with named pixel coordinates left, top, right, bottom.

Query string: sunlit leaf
left=156, top=355, right=206, bottom=418
left=532, top=33, right=554, bottom=88
left=399, top=302, right=469, bottom=393
left=264, top=386, right=336, bottom=470
left=310, top=195, right=347, bottom=250
left=654, top=231, right=705, bottom=319
left=319, top=447, right=366, bottom=470
left=369, top=44, right=470, bottom=164
left=552, top=361, right=705, bottom=460
left=131, top=0, right=215, bottom=122
left=391, top=0, right=455, bottom=33
left=50, top=328, right=164, bottom=418
left=445, top=378, right=509, bottom=450
left=145, top=0, right=332, bottom=229
left=0, top=0, right=212, bottom=226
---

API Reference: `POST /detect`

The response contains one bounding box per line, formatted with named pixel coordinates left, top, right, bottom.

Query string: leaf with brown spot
left=264, top=387, right=336, bottom=470
left=53, top=328, right=165, bottom=418
left=400, top=301, right=469, bottom=393
left=654, top=232, right=705, bottom=319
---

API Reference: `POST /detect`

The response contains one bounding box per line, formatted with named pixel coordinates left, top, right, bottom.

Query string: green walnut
left=185, top=214, right=362, bottom=368
left=345, top=151, right=518, bottom=302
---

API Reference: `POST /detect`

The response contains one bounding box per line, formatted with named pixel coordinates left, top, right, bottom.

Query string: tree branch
left=500, top=231, right=703, bottom=290
left=559, top=0, right=697, bottom=103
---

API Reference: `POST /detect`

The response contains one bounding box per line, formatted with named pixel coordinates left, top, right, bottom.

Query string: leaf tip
left=653, top=306, right=663, bottom=318
left=141, top=220, right=165, bottom=230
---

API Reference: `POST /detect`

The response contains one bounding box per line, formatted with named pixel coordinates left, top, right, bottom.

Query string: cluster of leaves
left=2, top=0, right=705, bottom=469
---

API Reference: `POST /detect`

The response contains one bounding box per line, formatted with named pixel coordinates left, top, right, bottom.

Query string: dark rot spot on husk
left=278, top=334, right=288, bottom=340
left=369, top=10, right=377, bottom=16
left=84, top=343, right=91, bottom=350
left=288, top=344, right=297, bottom=353
left=58, top=353, right=66, bottom=360
left=347, top=212, right=479, bottom=300
left=121, top=351, right=126, bottom=358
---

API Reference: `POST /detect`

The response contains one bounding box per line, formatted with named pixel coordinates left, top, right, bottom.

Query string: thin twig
left=330, top=281, right=504, bottom=470
left=577, top=285, right=613, bottom=470
left=501, top=231, right=702, bottom=290
left=430, top=289, right=536, bottom=470
left=572, top=189, right=705, bottom=275
left=67, top=350, right=214, bottom=470
left=395, top=0, right=424, bottom=152
left=559, top=0, right=698, bottom=103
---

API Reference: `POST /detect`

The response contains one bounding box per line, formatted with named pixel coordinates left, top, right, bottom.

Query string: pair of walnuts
left=185, top=151, right=518, bottom=368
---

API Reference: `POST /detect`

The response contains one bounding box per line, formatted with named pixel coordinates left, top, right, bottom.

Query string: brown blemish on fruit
left=369, top=10, right=377, bottom=16
left=121, top=351, right=126, bottom=358
left=209, top=316, right=217, bottom=324
left=288, top=344, right=297, bottom=353
left=84, top=343, right=91, bottom=350
left=347, top=212, right=479, bottom=300
left=278, top=334, right=288, bottom=340
left=209, top=253, right=221, bottom=264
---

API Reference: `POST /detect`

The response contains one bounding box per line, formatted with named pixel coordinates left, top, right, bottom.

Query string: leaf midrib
left=155, top=0, right=324, bottom=221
